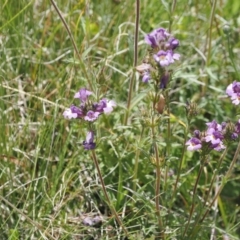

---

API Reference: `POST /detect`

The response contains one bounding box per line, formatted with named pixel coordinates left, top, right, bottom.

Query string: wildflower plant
left=62, top=21, right=240, bottom=238
left=3, top=1, right=240, bottom=240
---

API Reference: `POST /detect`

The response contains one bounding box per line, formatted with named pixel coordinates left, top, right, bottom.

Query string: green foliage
left=1, top=0, right=240, bottom=239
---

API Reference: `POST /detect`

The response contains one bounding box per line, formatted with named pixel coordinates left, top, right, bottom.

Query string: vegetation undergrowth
left=1, top=0, right=240, bottom=239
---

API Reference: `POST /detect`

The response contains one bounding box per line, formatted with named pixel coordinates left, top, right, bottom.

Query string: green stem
left=151, top=98, right=165, bottom=239
left=133, top=126, right=144, bottom=192
left=199, top=140, right=240, bottom=225
left=183, top=160, right=205, bottom=237
left=202, top=0, right=217, bottom=95
left=91, top=150, right=128, bottom=237
left=189, top=148, right=227, bottom=238
left=164, top=91, right=171, bottom=191
left=206, top=0, right=217, bottom=66
left=173, top=126, right=188, bottom=196
left=50, top=0, right=93, bottom=91
left=226, top=33, right=240, bottom=79
left=124, top=0, right=140, bottom=125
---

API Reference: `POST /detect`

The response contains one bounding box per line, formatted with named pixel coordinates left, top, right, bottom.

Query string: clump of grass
left=1, top=0, right=240, bottom=239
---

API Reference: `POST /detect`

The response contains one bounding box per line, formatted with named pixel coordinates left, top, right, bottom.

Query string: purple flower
left=103, top=99, right=116, bottom=114
left=83, top=131, right=96, bottom=150
left=142, top=71, right=151, bottom=83
left=74, top=88, right=93, bottom=102
left=206, top=120, right=222, bottom=131
left=160, top=72, right=170, bottom=89
left=63, top=105, right=84, bottom=119
left=194, top=130, right=201, bottom=139
left=231, top=132, right=238, bottom=140
left=145, top=28, right=170, bottom=48
left=84, top=110, right=100, bottom=122
left=165, top=37, right=179, bottom=50
left=211, top=141, right=225, bottom=151
left=94, top=99, right=116, bottom=114
left=235, top=119, right=240, bottom=134
left=186, top=137, right=202, bottom=151
left=154, top=50, right=180, bottom=67
left=205, top=128, right=224, bottom=144
left=135, top=63, right=153, bottom=83
left=226, top=81, right=240, bottom=105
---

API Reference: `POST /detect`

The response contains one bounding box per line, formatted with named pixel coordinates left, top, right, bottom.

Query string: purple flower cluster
left=226, top=81, right=240, bottom=105
left=186, top=120, right=240, bottom=152
left=136, top=28, right=180, bottom=89
left=63, top=88, right=116, bottom=150
left=63, top=88, right=116, bottom=121
left=145, top=28, right=180, bottom=67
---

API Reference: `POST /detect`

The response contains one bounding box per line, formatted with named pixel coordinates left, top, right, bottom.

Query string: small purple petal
left=84, top=110, right=100, bottom=122
left=83, top=131, right=96, bottom=150
left=160, top=72, right=170, bottom=89
left=63, top=108, right=78, bottom=119
left=235, top=119, right=240, bottom=134
left=165, top=37, right=179, bottom=50
left=74, top=88, right=93, bottom=102
left=211, top=141, right=226, bottom=151
left=154, top=50, right=180, bottom=67
left=186, top=137, right=202, bottom=151
left=142, top=72, right=151, bottom=83
left=226, top=81, right=240, bottom=105
left=194, top=130, right=201, bottom=139
left=63, top=105, right=84, bottom=119
left=145, top=28, right=170, bottom=48
left=206, top=120, right=222, bottom=131
left=103, top=100, right=116, bottom=114
left=231, top=132, right=238, bottom=140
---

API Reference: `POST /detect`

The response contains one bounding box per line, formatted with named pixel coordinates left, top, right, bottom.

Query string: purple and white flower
left=154, top=50, right=180, bottom=67
left=211, top=141, right=226, bottom=151
left=206, top=120, right=223, bottom=132
left=94, top=99, right=116, bottom=114
left=63, top=105, right=84, bottom=119
left=145, top=28, right=170, bottom=48
left=186, top=137, right=202, bottom=151
left=205, top=128, right=224, bottom=145
left=84, top=110, right=100, bottom=122
left=226, top=81, right=240, bottom=105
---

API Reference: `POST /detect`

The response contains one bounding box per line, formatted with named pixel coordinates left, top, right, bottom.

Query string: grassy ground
left=1, top=0, right=240, bottom=239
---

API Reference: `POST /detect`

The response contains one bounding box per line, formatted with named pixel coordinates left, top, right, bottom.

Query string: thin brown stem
left=154, top=141, right=165, bottom=239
